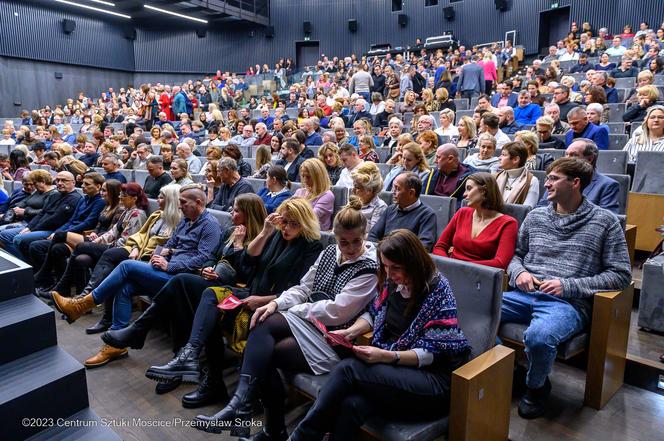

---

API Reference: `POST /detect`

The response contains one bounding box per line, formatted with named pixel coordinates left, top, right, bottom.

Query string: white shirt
left=493, top=129, right=511, bottom=149
left=435, top=125, right=459, bottom=138
left=558, top=51, right=580, bottom=62
left=336, top=161, right=363, bottom=188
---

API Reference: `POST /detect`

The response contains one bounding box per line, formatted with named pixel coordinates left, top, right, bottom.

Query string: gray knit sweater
left=508, top=198, right=631, bottom=321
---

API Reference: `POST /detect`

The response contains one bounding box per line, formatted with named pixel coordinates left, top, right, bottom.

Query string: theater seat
left=499, top=323, right=589, bottom=360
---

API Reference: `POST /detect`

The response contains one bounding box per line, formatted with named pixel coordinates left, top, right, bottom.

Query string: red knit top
left=433, top=207, right=518, bottom=270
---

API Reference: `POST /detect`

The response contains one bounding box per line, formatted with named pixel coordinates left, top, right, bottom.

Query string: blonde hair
left=637, top=85, right=660, bottom=102
left=255, top=144, right=272, bottom=170
left=459, top=116, right=477, bottom=139
left=317, top=142, right=341, bottom=167
left=397, top=133, right=414, bottom=146
left=299, top=158, right=331, bottom=199
left=333, top=195, right=366, bottom=235
left=159, top=184, right=182, bottom=234
left=28, top=169, right=53, bottom=185
left=351, top=161, right=383, bottom=196
left=515, top=130, right=539, bottom=155
left=230, top=193, right=267, bottom=246
left=401, top=142, right=430, bottom=172
left=276, top=197, right=321, bottom=241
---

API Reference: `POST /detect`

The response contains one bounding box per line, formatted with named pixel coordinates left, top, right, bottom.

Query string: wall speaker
left=495, top=0, right=508, bottom=11
left=123, top=27, right=136, bottom=40
left=265, top=26, right=275, bottom=38
left=303, top=21, right=312, bottom=34
left=196, top=28, right=207, bottom=38
left=443, top=6, right=455, bottom=20
left=398, top=14, right=408, bottom=27
left=54, top=72, right=63, bottom=79
left=348, top=19, right=358, bottom=33
left=62, top=19, right=76, bottom=34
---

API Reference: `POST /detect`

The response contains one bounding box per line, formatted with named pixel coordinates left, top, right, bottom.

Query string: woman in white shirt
left=434, top=108, right=459, bottom=138
left=624, top=105, right=664, bottom=163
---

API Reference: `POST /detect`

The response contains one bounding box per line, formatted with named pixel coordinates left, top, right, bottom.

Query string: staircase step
left=0, top=250, right=35, bottom=302
left=0, top=295, right=56, bottom=365
left=0, top=347, right=89, bottom=440
left=25, top=408, right=121, bottom=441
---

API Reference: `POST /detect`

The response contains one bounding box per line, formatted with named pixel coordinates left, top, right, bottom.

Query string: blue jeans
left=91, top=260, right=175, bottom=330
left=0, top=227, right=52, bottom=261
left=501, top=290, right=585, bottom=389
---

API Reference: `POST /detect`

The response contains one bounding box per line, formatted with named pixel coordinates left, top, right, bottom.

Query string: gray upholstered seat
left=420, top=195, right=456, bottom=237
left=597, top=150, right=628, bottom=175
left=539, top=148, right=565, bottom=159
left=146, top=198, right=160, bottom=216
left=503, top=203, right=531, bottom=227
left=119, top=169, right=134, bottom=184
left=133, top=170, right=148, bottom=187
left=318, top=231, right=336, bottom=248
left=245, top=177, right=266, bottom=193
left=530, top=169, right=547, bottom=202
left=376, top=163, right=393, bottom=178
left=208, top=209, right=233, bottom=230
left=499, top=323, right=589, bottom=360
left=632, top=151, right=664, bottom=195
left=331, top=185, right=349, bottom=217
left=608, top=134, right=629, bottom=151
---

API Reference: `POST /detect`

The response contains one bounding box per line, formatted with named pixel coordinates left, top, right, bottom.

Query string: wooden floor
left=52, top=302, right=664, bottom=441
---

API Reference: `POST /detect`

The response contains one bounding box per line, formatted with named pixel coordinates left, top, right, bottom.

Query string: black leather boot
left=181, top=365, right=229, bottom=408
left=155, top=377, right=183, bottom=395
left=101, top=302, right=159, bottom=348
left=145, top=342, right=201, bottom=383
left=85, top=297, right=113, bottom=334
left=193, top=373, right=258, bottom=436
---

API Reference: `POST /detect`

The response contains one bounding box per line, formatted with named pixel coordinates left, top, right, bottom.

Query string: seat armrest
left=584, top=283, right=634, bottom=409
left=356, top=332, right=373, bottom=346
left=449, top=345, right=514, bottom=441
left=624, top=224, right=637, bottom=267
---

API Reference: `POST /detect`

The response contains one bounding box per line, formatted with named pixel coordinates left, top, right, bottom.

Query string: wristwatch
left=392, top=351, right=400, bottom=365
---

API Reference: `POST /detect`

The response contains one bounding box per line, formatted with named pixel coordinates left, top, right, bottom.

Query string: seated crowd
left=0, top=17, right=644, bottom=440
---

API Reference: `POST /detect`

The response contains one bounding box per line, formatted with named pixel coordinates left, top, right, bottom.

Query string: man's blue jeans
left=91, top=260, right=175, bottom=330
left=501, top=290, right=585, bottom=389
left=0, top=227, right=52, bottom=261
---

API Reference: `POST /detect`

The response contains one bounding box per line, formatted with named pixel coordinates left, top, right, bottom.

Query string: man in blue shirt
left=592, top=71, right=619, bottom=103
left=101, top=155, right=127, bottom=183
left=29, top=172, right=105, bottom=281
left=53, top=186, right=221, bottom=368
left=565, top=107, right=610, bottom=150
left=513, top=90, right=543, bottom=125
left=302, top=118, right=323, bottom=146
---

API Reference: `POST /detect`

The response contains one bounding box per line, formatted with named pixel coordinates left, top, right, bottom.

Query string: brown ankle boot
left=84, top=344, right=128, bottom=368
left=52, top=292, right=96, bottom=324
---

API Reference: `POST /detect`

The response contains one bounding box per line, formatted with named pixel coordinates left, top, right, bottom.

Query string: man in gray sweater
left=501, top=157, right=631, bottom=419
left=348, top=64, right=373, bottom=102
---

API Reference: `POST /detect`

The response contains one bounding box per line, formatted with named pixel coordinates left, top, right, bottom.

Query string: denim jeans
left=501, top=290, right=585, bottom=389
left=0, top=227, right=52, bottom=261
left=91, top=260, right=175, bottom=330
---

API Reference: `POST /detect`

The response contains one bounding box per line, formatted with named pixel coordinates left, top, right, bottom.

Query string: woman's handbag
left=212, top=286, right=250, bottom=353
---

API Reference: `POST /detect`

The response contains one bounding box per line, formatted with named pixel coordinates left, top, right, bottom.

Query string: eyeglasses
left=544, top=175, right=572, bottom=183
left=54, top=178, right=74, bottom=183
left=281, top=219, right=301, bottom=229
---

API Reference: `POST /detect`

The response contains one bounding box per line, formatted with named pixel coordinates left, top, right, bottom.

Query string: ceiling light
left=88, top=0, right=116, bottom=6
left=54, top=0, right=130, bottom=18
left=144, top=4, right=208, bottom=24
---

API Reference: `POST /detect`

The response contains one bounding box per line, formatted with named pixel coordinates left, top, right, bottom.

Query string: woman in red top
left=433, top=172, right=518, bottom=270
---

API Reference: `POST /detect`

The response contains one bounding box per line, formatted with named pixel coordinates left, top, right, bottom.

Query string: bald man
left=0, top=171, right=82, bottom=262
left=53, top=185, right=222, bottom=368
left=421, top=144, right=477, bottom=207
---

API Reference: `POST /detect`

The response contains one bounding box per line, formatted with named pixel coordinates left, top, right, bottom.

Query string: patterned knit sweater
left=508, top=198, right=631, bottom=321
left=370, top=274, right=470, bottom=360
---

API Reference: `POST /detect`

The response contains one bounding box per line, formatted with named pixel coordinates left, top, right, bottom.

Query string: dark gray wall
left=0, top=57, right=133, bottom=117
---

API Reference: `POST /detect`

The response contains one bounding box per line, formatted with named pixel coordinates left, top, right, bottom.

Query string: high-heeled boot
left=86, top=296, right=113, bottom=334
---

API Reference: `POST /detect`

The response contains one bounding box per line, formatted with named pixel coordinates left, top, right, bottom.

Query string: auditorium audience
left=565, top=107, right=610, bottom=149
left=294, top=158, right=335, bottom=231
left=368, top=172, right=437, bottom=251
left=192, top=200, right=377, bottom=436
left=290, top=229, right=470, bottom=441
left=433, top=172, right=517, bottom=269
left=501, top=157, right=630, bottom=419
left=32, top=178, right=122, bottom=291
left=53, top=185, right=221, bottom=368
left=495, top=141, right=541, bottom=207
left=145, top=198, right=323, bottom=401
left=383, top=142, right=430, bottom=191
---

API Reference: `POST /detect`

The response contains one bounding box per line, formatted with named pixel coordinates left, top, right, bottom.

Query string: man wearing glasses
left=500, top=157, right=631, bottom=419
left=0, top=171, right=81, bottom=262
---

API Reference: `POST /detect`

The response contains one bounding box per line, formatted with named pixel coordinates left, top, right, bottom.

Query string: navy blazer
left=565, top=123, right=610, bottom=150
left=491, top=92, right=518, bottom=108
left=584, top=171, right=620, bottom=214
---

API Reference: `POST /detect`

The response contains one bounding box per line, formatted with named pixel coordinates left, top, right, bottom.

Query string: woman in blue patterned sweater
left=290, top=229, right=471, bottom=441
